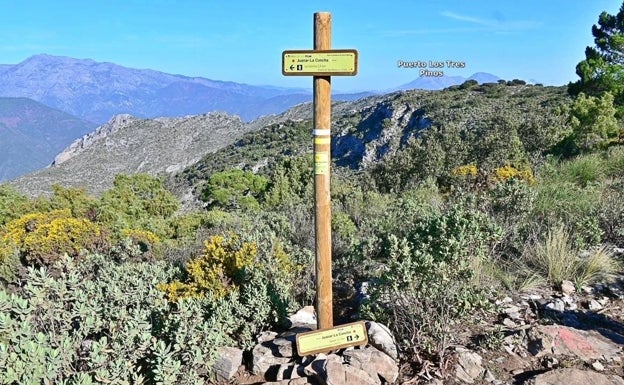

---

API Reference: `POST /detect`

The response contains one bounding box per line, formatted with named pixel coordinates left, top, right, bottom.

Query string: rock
left=253, top=341, right=294, bottom=376
left=484, top=369, right=497, bottom=383
left=589, top=299, right=604, bottom=311
left=527, top=325, right=622, bottom=361
left=344, top=346, right=399, bottom=384
left=272, top=336, right=296, bottom=358
left=455, top=348, right=485, bottom=384
left=524, top=368, right=624, bottom=385
left=365, top=321, right=399, bottom=361
left=503, top=304, right=523, bottom=320
left=606, top=281, right=624, bottom=299
left=260, top=378, right=315, bottom=385
left=542, top=356, right=559, bottom=369
left=560, top=280, right=576, bottom=295
left=275, top=364, right=306, bottom=380
left=288, top=306, right=317, bottom=330
left=561, top=295, right=576, bottom=310
left=323, top=353, right=379, bottom=385
left=592, top=361, right=605, bottom=372
left=502, top=318, right=517, bottom=328
left=545, top=299, right=565, bottom=312
left=258, top=331, right=279, bottom=343
left=303, top=354, right=327, bottom=378
left=213, top=346, right=243, bottom=382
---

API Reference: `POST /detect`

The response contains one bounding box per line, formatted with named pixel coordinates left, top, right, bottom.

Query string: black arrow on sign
left=290, top=65, right=295, bottom=70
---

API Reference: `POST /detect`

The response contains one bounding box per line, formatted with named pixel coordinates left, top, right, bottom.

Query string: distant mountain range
left=0, top=97, right=96, bottom=181
left=0, top=54, right=374, bottom=124
left=0, top=55, right=506, bottom=124
left=0, top=54, right=512, bottom=184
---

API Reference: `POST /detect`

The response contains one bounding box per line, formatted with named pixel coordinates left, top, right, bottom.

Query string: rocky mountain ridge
left=10, top=82, right=569, bottom=204
left=10, top=111, right=249, bottom=197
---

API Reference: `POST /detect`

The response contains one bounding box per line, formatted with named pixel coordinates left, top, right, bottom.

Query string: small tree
left=569, top=3, right=624, bottom=113
left=202, top=169, right=268, bottom=210
left=566, top=92, right=619, bottom=152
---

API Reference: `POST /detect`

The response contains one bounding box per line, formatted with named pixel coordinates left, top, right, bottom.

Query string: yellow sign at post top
left=282, top=49, right=358, bottom=76
left=296, top=321, right=368, bottom=356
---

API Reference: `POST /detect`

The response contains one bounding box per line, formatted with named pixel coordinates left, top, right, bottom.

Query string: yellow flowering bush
left=492, top=165, right=535, bottom=184
left=452, top=164, right=478, bottom=177
left=0, top=209, right=101, bottom=267
left=121, top=228, right=161, bottom=253
left=158, top=234, right=258, bottom=301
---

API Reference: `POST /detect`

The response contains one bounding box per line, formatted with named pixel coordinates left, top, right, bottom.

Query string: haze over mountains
left=0, top=97, right=96, bottom=181
left=0, top=54, right=504, bottom=123
left=0, top=54, right=373, bottom=124
left=0, top=54, right=506, bottom=184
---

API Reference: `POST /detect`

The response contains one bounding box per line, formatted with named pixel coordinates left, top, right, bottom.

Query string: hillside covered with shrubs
left=3, top=4, right=624, bottom=379
left=1, top=77, right=623, bottom=383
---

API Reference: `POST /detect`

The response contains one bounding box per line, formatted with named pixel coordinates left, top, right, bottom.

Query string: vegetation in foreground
left=1, top=3, right=624, bottom=384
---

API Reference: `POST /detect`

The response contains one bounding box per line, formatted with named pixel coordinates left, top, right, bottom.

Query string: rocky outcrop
left=11, top=111, right=249, bottom=197
left=213, top=346, right=243, bottom=382
left=51, top=114, right=136, bottom=166
left=525, top=368, right=624, bottom=385
left=332, top=98, right=431, bottom=169
left=527, top=325, right=622, bottom=361
left=249, top=317, right=399, bottom=385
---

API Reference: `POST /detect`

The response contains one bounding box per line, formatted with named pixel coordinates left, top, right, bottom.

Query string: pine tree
left=569, top=3, right=624, bottom=114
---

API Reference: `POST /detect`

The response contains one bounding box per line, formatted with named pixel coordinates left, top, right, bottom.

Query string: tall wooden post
left=282, top=12, right=357, bottom=332
left=313, top=12, right=333, bottom=330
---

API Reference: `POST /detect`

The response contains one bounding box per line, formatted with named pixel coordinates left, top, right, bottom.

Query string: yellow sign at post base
left=296, top=321, right=368, bottom=356
left=282, top=49, right=358, bottom=76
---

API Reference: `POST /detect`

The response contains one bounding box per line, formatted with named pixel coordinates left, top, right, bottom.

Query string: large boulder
left=524, top=368, right=624, bottom=385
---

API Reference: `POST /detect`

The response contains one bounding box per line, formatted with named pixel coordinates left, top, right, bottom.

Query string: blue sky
left=0, top=1, right=621, bottom=92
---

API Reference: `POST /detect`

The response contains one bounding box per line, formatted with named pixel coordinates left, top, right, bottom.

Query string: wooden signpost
left=282, top=12, right=363, bottom=355
left=296, top=321, right=368, bottom=356
left=282, top=50, right=358, bottom=76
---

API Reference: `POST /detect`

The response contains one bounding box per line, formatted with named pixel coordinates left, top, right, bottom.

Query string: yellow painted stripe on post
left=314, top=137, right=331, bottom=145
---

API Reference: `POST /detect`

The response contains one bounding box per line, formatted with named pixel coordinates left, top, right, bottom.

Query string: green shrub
left=49, top=184, right=98, bottom=219
left=604, top=145, right=624, bottom=178
left=98, top=174, right=179, bottom=238
left=0, top=254, right=227, bottom=384
left=0, top=185, right=39, bottom=226
left=558, top=153, right=605, bottom=187
left=362, top=202, right=500, bottom=362
left=0, top=247, right=20, bottom=285
left=562, top=92, right=619, bottom=152
left=598, top=180, right=624, bottom=245
left=202, top=169, right=268, bottom=210
left=158, top=232, right=297, bottom=341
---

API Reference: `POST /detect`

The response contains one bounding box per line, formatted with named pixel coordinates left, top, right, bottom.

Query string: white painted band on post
left=313, top=129, right=331, bottom=136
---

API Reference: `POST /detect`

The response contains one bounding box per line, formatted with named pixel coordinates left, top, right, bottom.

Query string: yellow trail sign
left=282, top=49, right=358, bottom=76
left=296, top=321, right=368, bottom=356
